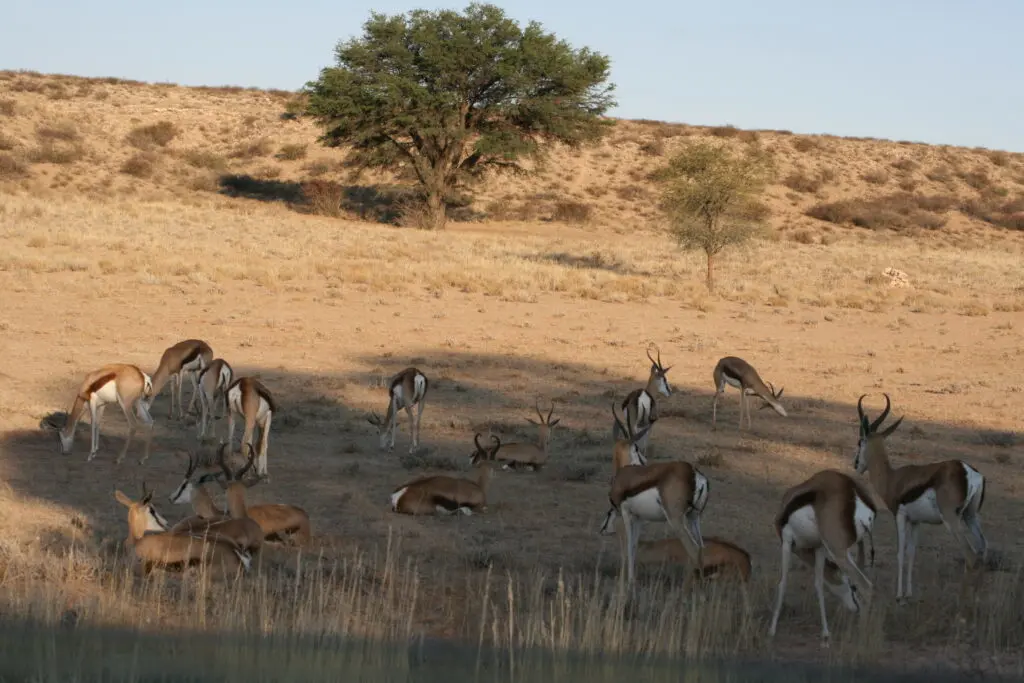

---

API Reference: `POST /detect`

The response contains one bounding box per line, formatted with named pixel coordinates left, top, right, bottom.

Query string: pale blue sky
left=4, top=1, right=1023, bottom=151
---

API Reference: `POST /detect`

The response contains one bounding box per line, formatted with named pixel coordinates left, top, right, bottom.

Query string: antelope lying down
left=115, top=484, right=250, bottom=578
left=43, top=363, right=155, bottom=464
left=636, top=535, right=752, bottom=583
left=769, top=469, right=876, bottom=645
left=391, top=434, right=499, bottom=515
left=489, top=399, right=559, bottom=471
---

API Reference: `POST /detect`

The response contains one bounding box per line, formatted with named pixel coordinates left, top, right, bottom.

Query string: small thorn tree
left=302, top=3, right=616, bottom=230
left=654, top=141, right=774, bottom=292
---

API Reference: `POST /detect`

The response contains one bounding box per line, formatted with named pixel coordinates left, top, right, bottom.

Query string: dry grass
left=1, top=69, right=1024, bottom=678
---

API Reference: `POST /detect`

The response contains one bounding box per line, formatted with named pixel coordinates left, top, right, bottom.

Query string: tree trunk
left=705, top=250, right=715, bottom=292
left=423, top=188, right=447, bottom=230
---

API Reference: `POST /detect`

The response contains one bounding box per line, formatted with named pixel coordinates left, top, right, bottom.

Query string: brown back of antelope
left=392, top=434, right=498, bottom=515
left=637, top=536, right=751, bottom=582
left=494, top=400, right=559, bottom=470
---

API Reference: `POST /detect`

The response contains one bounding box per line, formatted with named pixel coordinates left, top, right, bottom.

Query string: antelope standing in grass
left=42, top=363, right=155, bottom=464
left=213, top=444, right=312, bottom=545
left=854, top=393, right=987, bottom=603
left=637, top=535, right=752, bottom=583
left=225, top=376, right=276, bottom=480
left=368, top=367, right=429, bottom=454
left=115, top=484, right=250, bottom=578
left=612, top=345, right=673, bottom=457
left=149, top=339, right=213, bottom=420
left=768, top=469, right=876, bottom=645
left=196, top=358, right=233, bottom=441
left=489, top=399, right=560, bottom=471
left=711, top=356, right=787, bottom=431
left=390, top=434, right=499, bottom=515
left=599, top=453, right=710, bottom=588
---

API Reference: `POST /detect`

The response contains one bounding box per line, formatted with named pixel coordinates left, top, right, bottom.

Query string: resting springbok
left=149, top=339, right=213, bottom=420
left=854, top=393, right=987, bottom=603
left=213, top=444, right=312, bottom=545
left=768, top=469, right=876, bottom=645
left=711, top=356, right=787, bottom=431
left=599, top=455, right=710, bottom=588
left=489, top=399, right=560, bottom=471
left=42, top=363, right=155, bottom=464
left=115, top=484, right=250, bottom=578
left=167, top=449, right=229, bottom=530
left=390, top=433, right=499, bottom=515
left=225, top=376, right=276, bottom=480
left=637, top=535, right=752, bottom=583
left=612, top=344, right=673, bottom=457
left=196, top=358, right=233, bottom=441
left=368, top=367, right=429, bottom=454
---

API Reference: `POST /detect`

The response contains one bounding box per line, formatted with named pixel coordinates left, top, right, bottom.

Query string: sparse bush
left=862, top=169, right=889, bottom=185
left=230, top=137, right=273, bottom=159
left=120, top=152, right=157, bottom=178
left=0, top=153, right=29, bottom=178
left=961, top=194, right=1024, bottom=230
left=959, top=169, right=991, bottom=190
left=899, top=178, right=919, bottom=192
left=35, top=122, right=80, bottom=142
left=891, top=158, right=918, bottom=172
left=277, top=143, right=307, bottom=160
left=925, top=166, right=952, bottom=182
left=552, top=200, right=593, bottom=224
left=302, top=179, right=345, bottom=217
left=182, top=149, right=227, bottom=171
left=0, top=132, right=17, bottom=151
left=707, top=125, right=741, bottom=138
left=782, top=171, right=822, bottom=193
left=789, top=229, right=816, bottom=244
left=639, top=138, right=665, bottom=156
left=791, top=137, right=819, bottom=153
left=28, top=140, right=85, bottom=164
left=988, top=150, right=1010, bottom=167
left=126, top=121, right=179, bottom=149
left=615, top=185, right=647, bottom=202
left=0, top=99, right=16, bottom=116
left=806, top=192, right=955, bottom=231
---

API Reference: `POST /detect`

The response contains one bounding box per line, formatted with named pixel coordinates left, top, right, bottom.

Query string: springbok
left=488, top=399, right=560, bottom=471
left=612, top=344, right=673, bottom=457
left=149, top=339, right=213, bottom=420
left=711, top=356, right=787, bottom=430
left=390, top=433, right=499, bottom=515
left=368, top=367, right=429, bottom=454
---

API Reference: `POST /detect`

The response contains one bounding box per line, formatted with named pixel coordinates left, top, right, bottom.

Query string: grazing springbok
left=149, top=339, right=214, bottom=420
left=115, top=484, right=250, bottom=578
left=368, top=367, right=429, bottom=454
left=225, top=376, right=276, bottom=480
left=42, top=363, right=155, bottom=464
left=711, top=356, right=787, bottom=431
left=489, top=399, right=560, bottom=471
left=196, top=358, right=233, bottom=441
left=612, top=344, right=673, bottom=457
left=599, top=457, right=710, bottom=588
left=768, top=469, right=876, bottom=645
left=853, top=393, right=987, bottom=603
left=390, top=433, right=499, bottom=515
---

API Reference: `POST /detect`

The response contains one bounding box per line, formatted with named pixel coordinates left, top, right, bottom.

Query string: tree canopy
left=655, top=141, right=774, bottom=291
left=303, top=3, right=616, bottom=228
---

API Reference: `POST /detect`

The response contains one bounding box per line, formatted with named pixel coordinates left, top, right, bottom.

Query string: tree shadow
left=531, top=251, right=654, bottom=277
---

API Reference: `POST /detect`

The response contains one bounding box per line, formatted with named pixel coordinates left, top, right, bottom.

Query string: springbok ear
left=114, top=490, right=133, bottom=507
left=549, top=419, right=561, bottom=427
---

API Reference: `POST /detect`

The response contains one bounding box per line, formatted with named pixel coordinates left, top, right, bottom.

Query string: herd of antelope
left=41, top=338, right=989, bottom=645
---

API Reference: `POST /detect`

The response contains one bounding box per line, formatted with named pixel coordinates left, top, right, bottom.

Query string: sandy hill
left=2, top=70, right=1023, bottom=240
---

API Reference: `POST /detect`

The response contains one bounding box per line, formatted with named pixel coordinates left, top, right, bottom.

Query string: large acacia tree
left=303, top=3, right=615, bottom=229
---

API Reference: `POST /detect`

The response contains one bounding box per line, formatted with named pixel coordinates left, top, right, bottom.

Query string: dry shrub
left=925, top=166, right=952, bottom=182
left=125, top=121, right=178, bottom=149
left=302, top=179, right=345, bottom=217
left=960, top=194, right=1024, bottom=230
left=958, top=169, right=991, bottom=191
left=0, top=153, right=29, bottom=178
left=707, top=125, right=741, bottom=138
left=789, top=229, right=816, bottom=244
left=0, top=132, right=17, bottom=151
left=806, top=192, right=953, bottom=231
left=791, top=137, right=819, bottom=153
left=898, top=178, right=919, bottom=192
left=0, top=98, right=16, bottom=116
left=230, top=137, right=273, bottom=159
left=615, top=185, right=647, bottom=202
left=988, top=150, right=1010, bottom=167
left=782, top=171, right=823, bottom=194
left=890, top=158, right=918, bottom=172
left=861, top=169, right=889, bottom=185
left=552, top=200, right=593, bottom=224
left=276, top=143, right=307, bottom=161
left=28, top=141, right=85, bottom=164
left=182, top=149, right=227, bottom=172
left=36, top=122, right=80, bottom=142
left=639, top=138, right=665, bottom=156
left=120, top=152, right=158, bottom=178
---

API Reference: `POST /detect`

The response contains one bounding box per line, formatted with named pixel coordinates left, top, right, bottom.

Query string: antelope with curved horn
left=368, top=367, right=429, bottom=454
left=610, top=401, right=653, bottom=471
left=225, top=376, right=276, bottom=480
left=612, top=344, right=673, bottom=457
left=42, top=363, right=155, bottom=464
left=148, top=339, right=213, bottom=420
left=768, top=469, right=876, bottom=645
left=390, top=434, right=499, bottom=515
left=115, top=483, right=250, bottom=578
left=488, top=399, right=560, bottom=471
left=212, top=444, right=312, bottom=545
left=854, top=393, right=987, bottom=603
left=711, top=356, right=787, bottom=431
left=598, top=454, right=710, bottom=588
left=196, top=358, right=233, bottom=441
left=167, top=449, right=229, bottom=529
